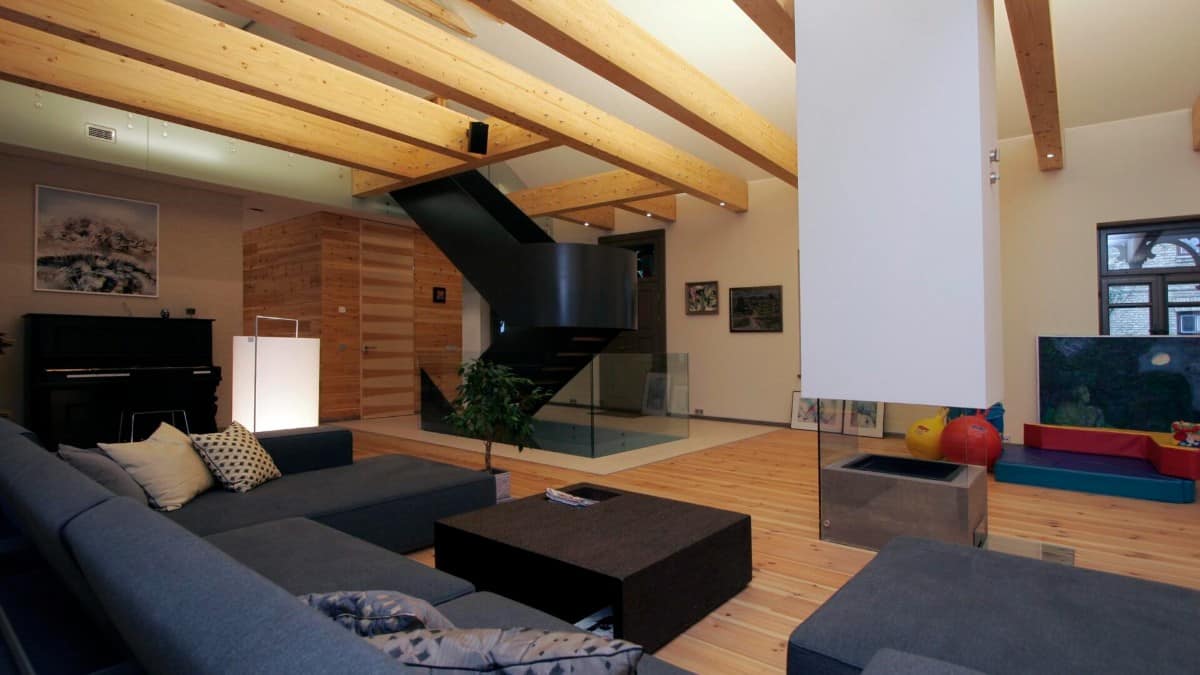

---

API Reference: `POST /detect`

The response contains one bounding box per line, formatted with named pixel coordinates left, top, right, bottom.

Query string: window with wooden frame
left=1098, top=216, right=1200, bottom=336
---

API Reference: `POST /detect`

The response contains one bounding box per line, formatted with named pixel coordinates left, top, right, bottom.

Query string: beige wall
left=556, top=179, right=801, bottom=424
left=0, top=152, right=244, bottom=426
left=999, top=109, right=1200, bottom=442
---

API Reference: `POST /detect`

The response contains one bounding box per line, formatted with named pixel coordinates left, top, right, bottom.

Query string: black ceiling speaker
left=467, top=121, right=490, bottom=155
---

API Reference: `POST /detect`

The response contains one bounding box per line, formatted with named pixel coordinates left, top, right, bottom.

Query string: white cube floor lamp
left=232, top=316, right=320, bottom=432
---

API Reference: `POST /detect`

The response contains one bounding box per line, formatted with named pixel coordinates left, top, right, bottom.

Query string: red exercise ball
left=940, top=413, right=1002, bottom=470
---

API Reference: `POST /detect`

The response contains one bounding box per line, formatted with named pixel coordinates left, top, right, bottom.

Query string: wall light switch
left=338, top=306, right=347, bottom=314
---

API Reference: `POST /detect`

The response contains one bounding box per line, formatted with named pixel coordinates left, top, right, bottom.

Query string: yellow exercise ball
left=906, top=408, right=949, bottom=460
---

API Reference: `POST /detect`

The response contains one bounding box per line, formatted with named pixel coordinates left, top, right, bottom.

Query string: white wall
left=999, top=109, right=1200, bottom=441
left=796, top=0, right=1003, bottom=409
left=557, top=179, right=801, bottom=424
left=0, top=152, right=244, bottom=425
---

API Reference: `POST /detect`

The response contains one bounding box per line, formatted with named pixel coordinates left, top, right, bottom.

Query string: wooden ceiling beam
left=0, top=18, right=452, bottom=180
left=554, top=206, right=615, bottom=230
left=732, top=0, right=795, bottom=61
left=393, top=0, right=475, bottom=38
left=1005, top=0, right=1064, bottom=171
left=474, top=0, right=796, bottom=184
left=618, top=195, right=676, bottom=223
left=506, top=169, right=676, bottom=217
left=0, top=0, right=507, bottom=161
left=209, top=0, right=750, bottom=211
left=1192, top=96, right=1199, bottom=151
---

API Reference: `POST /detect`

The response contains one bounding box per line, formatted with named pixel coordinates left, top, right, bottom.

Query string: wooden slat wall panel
left=360, top=222, right=417, bottom=418
left=319, top=215, right=362, bottom=421
left=242, top=215, right=322, bottom=338
left=245, top=213, right=462, bottom=421
left=413, top=230, right=463, bottom=407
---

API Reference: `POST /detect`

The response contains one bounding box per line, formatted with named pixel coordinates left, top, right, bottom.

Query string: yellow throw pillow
left=99, top=423, right=214, bottom=511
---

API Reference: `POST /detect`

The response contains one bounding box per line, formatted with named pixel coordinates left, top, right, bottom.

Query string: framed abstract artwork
left=685, top=281, right=719, bottom=315
left=730, top=285, right=783, bottom=332
left=843, top=400, right=886, bottom=437
left=34, top=185, right=159, bottom=297
left=791, top=394, right=845, bottom=432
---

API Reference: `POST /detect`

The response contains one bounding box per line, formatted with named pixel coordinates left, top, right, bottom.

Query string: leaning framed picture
left=34, top=185, right=159, bottom=297
left=642, top=372, right=670, bottom=416
left=685, top=280, right=719, bottom=315
left=844, top=401, right=886, bottom=437
left=730, top=285, right=783, bottom=332
left=791, top=394, right=845, bottom=432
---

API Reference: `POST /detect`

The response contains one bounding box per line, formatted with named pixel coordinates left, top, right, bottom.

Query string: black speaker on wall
left=467, top=121, right=490, bottom=155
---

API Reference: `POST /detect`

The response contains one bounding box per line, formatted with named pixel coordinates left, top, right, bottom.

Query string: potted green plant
left=446, top=359, right=546, bottom=502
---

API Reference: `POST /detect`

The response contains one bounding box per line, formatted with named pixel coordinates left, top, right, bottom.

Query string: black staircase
left=390, top=171, right=637, bottom=430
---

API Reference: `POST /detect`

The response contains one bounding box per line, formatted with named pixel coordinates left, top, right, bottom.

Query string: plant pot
left=489, top=468, right=511, bottom=502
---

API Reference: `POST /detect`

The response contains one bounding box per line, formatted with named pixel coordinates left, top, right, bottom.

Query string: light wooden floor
left=353, top=429, right=1200, bottom=675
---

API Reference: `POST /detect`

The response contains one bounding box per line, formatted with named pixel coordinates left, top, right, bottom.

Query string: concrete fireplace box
left=820, top=454, right=987, bottom=550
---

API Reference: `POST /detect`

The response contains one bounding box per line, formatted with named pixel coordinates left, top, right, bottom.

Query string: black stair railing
left=390, top=171, right=637, bottom=427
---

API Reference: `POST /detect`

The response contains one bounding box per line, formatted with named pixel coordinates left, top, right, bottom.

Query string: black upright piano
left=24, top=314, right=222, bottom=449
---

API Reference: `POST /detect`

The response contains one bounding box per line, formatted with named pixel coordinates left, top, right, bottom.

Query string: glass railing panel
left=421, top=351, right=689, bottom=458
left=581, top=353, right=689, bottom=458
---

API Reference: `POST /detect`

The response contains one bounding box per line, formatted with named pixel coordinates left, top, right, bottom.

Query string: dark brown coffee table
left=434, top=483, right=752, bottom=652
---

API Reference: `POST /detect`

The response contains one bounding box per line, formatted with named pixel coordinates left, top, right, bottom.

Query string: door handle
left=362, top=345, right=376, bottom=353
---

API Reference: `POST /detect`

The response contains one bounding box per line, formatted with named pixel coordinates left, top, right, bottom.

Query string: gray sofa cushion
left=206, top=517, right=474, bottom=604
left=0, top=435, right=114, bottom=626
left=438, top=593, right=691, bottom=675
left=62, top=497, right=402, bottom=675
left=256, top=426, right=352, bottom=474
left=57, top=445, right=148, bottom=505
left=166, top=455, right=494, bottom=552
left=0, top=416, right=36, bottom=443
left=862, top=649, right=986, bottom=675
left=788, top=536, right=1200, bottom=675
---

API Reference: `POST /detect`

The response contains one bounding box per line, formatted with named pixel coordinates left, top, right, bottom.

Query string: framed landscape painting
left=844, top=401, right=886, bottom=437
left=34, top=185, right=159, bottom=297
left=791, top=394, right=845, bottom=432
left=730, top=285, right=783, bottom=332
left=685, top=280, right=719, bottom=315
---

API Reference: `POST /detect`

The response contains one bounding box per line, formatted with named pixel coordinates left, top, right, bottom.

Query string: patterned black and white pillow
left=366, top=627, right=643, bottom=675
left=301, top=590, right=456, bottom=637
left=190, top=422, right=281, bottom=493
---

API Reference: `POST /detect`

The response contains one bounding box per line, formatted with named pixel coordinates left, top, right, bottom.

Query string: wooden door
left=597, top=229, right=667, bottom=411
left=359, top=222, right=416, bottom=418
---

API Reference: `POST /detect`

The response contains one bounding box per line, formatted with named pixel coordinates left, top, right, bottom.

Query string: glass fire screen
left=816, top=400, right=992, bottom=551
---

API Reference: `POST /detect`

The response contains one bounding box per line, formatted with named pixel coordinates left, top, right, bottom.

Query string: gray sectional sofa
left=788, top=536, right=1200, bottom=675
left=0, top=419, right=689, bottom=674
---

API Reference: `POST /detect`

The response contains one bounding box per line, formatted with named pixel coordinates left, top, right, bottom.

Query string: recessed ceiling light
left=1046, top=153, right=1056, bottom=159
left=645, top=212, right=652, bottom=217
left=719, top=201, right=726, bottom=207
left=583, top=222, right=590, bottom=227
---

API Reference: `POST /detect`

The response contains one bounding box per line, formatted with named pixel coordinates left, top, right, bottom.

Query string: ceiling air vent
left=85, top=123, right=116, bottom=143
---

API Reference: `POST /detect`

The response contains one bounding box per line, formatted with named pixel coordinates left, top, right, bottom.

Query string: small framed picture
left=432, top=287, right=447, bottom=304
left=844, top=401, right=886, bottom=437
left=685, top=281, right=719, bottom=315
left=730, top=285, right=783, bottom=332
left=791, top=393, right=844, bottom=432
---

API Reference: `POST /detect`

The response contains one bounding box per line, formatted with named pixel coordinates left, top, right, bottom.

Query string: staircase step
left=994, top=444, right=1195, bottom=503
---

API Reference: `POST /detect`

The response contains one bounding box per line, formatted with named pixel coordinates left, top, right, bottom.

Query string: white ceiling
left=171, top=0, right=1200, bottom=190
